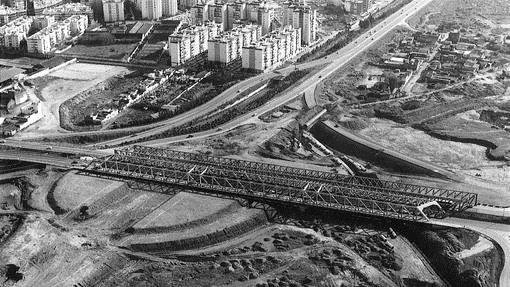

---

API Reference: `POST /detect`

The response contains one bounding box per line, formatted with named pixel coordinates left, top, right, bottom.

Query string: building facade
left=168, top=22, right=221, bottom=66
left=0, top=16, right=33, bottom=49
left=161, top=0, right=177, bottom=16
left=137, top=0, right=161, bottom=20
left=102, top=0, right=124, bottom=22
left=26, top=14, right=87, bottom=54
left=207, top=24, right=260, bottom=64
left=242, top=25, right=301, bottom=71
left=42, top=3, right=92, bottom=22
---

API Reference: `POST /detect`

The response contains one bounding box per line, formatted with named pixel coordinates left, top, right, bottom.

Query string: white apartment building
left=168, top=22, right=221, bottom=66
left=65, top=14, right=88, bottom=34
left=27, top=15, right=87, bottom=54
left=208, top=24, right=261, bottom=64
left=284, top=4, right=316, bottom=46
left=42, top=3, right=92, bottom=22
left=242, top=26, right=301, bottom=71
left=161, top=0, right=177, bottom=17
left=0, top=16, right=33, bottom=49
left=102, top=0, right=124, bottom=22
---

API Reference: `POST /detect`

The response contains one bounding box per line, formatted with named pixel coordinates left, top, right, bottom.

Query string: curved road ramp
left=83, top=145, right=478, bottom=222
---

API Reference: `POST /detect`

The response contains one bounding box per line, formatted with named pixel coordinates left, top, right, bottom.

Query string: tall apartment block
left=191, top=1, right=278, bottom=34
left=161, top=0, right=177, bottom=16
left=282, top=2, right=316, bottom=46
left=168, top=22, right=221, bottom=66
left=242, top=25, right=301, bottom=71
left=32, top=14, right=54, bottom=29
left=207, top=2, right=227, bottom=31
left=102, top=0, right=124, bottom=22
left=137, top=0, right=161, bottom=20
left=208, top=24, right=260, bottom=64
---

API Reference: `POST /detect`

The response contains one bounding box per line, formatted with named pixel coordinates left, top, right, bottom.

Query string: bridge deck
left=83, top=146, right=478, bottom=222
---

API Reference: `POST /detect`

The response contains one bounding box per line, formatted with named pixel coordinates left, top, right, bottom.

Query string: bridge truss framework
left=84, top=146, right=478, bottom=222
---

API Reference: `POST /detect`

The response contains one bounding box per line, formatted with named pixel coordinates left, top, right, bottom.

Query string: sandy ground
left=133, top=192, right=234, bottom=229
left=14, top=63, right=130, bottom=139
left=358, top=118, right=496, bottom=171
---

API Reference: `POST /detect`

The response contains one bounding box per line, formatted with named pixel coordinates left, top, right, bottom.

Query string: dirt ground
left=14, top=63, right=130, bottom=138
left=63, top=43, right=138, bottom=60
left=132, top=192, right=235, bottom=230
left=407, top=0, right=510, bottom=31
left=0, top=160, right=502, bottom=287
left=52, top=171, right=125, bottom=212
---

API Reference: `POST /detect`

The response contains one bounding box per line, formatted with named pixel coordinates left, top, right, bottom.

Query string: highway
left=100, top=0, right=434, bottom=147
left=138, top=0, right=433, bottom=147
left=12, top=0, right=427, bottom=148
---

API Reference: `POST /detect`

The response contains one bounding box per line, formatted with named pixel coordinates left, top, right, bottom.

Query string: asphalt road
left=141, top=0, right=434, bottom=147
left=13, top=0, right=426, bottom=147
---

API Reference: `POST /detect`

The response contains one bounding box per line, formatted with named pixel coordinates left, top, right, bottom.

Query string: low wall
left=311, top=120, right=458, bottom=180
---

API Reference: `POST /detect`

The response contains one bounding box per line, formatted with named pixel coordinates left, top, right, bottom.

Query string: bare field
left=63, top=43, right=138, bottom=60
left=133, top=192, right=235, bottom=230
left=53, top=171, right=125, bottom=212
left=407, top=0, right=510, bottom=31
left=15, top=63, right=130, bottom=138
left=358, top=118, right=491, bottom=171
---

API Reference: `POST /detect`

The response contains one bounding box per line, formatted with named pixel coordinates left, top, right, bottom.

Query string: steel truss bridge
left=84, top=145, right=478, bottom=222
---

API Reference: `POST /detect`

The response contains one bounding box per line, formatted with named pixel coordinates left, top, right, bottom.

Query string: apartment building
left=42, top=3, right=92, bottom=22
left=190, top=4, right=208, bottom=25
left=137, top=0, right=162, bottom=20
left=208, top=24, right=260, bottom=64
left=102, top=0, right=124, bottom=22
left=191, top=1, right=278, bottom=34
left=242, top=25, right=301, bottom=71
left=207, top=2, right=227, bottom=31
left=168, top=22, right=221, bottom=66
left=282, top=2, right=316, bottom=46
left=344, top=0, right=371, bottom=15
left=26, top=15, right=87, bottom=54
left=161, top=0, right=177, bottom=16
left=0, top=16, right=33, bottom=49
left=32, top=14, right=55, bottom=29
left=224, top=2, right=246, bottom=30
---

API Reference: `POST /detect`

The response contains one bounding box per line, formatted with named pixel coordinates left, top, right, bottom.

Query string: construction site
left=0, top=0, right=509, bottom=286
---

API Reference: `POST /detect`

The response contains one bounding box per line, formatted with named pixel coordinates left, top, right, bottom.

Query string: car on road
left=46, top=146, right=52, bottom=150
left=0, top=140, right=5, bottom=143
left=186, top=135, right=194, bottom=138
